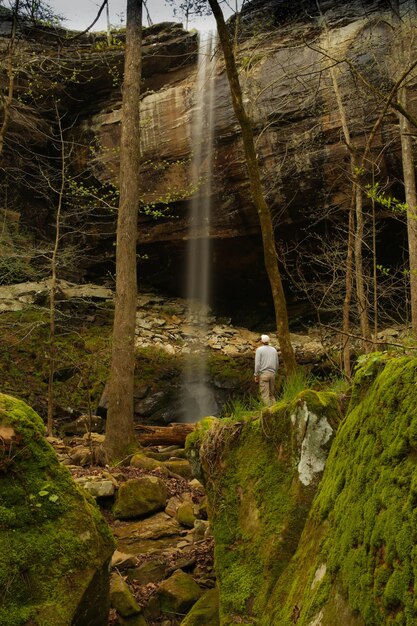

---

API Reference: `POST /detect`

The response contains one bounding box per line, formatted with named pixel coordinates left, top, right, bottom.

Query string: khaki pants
left=259, top=371, right=276, bottom=406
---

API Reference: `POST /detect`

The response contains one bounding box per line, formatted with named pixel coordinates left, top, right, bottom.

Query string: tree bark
left=398, top=84, right=417, bottom=334
left=104, top=0, right=142, bottom=463
left=136, top=423, right=195, bottom=447
left=342, top=200, right=354, bottom=379
left=0, top=0, right=19, bottom=158
left=323, top=9, right=371, bottom=355
left=391, top=0, right=417, bottom=334
left=207, top=0, right=296, bottom=374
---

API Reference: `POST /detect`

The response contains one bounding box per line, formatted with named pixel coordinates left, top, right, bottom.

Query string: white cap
left=261, top=334, right=270, bottom=343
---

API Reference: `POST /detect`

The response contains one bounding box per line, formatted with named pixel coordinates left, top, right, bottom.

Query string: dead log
left=135, top=423, right=195, bottom=447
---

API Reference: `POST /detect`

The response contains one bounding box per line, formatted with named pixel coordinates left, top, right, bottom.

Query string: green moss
left=192, top=391, right=339, bottom=624
left=0, top=393, right=115, bottom=625
left=267, top=355, right=417, bottom=626
left=180, top=587, right=220, bottom=626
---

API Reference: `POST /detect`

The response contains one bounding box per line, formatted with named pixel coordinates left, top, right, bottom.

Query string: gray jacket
left=254, top=345, right=279, bottom=376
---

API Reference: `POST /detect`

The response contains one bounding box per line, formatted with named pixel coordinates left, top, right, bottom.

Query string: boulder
left=164, top=458, right=193, bottom=479
left=75, top=477, right=115, bottom=498
left=0, top=393, right=115, bottom=626
left=113, top=475, right=167, bottom=519
left=157, top=569, right=203, bottom=615
left=109, top=573, right=142, bottom=618
left=180, top=587, right=220, bottom=626
left=112, top=512, right=183, bottom=556
left=176, top=501, right=196, bottom=528
left=126, top=559, right=168, bottom=585
left=130, top=452, right=162, bottom=471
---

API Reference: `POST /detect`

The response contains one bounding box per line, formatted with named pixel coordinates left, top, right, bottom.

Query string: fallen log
left=135, top=423, right=195, bottom=447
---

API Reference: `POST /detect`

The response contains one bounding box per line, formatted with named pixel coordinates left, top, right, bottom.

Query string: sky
left=47, top=0, right=219, bottom=33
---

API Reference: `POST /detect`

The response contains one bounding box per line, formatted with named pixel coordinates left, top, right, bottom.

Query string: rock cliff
left=1, top=0, right=414, bottom=325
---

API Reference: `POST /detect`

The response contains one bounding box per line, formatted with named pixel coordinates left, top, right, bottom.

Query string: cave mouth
left=82, top=215, right=409, bottom=333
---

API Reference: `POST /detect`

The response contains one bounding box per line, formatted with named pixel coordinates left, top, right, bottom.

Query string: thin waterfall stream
left=181, top=32, right=218, bottom=423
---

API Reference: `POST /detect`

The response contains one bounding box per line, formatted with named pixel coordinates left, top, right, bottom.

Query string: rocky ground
left=50, top=434, right=214, bottom=626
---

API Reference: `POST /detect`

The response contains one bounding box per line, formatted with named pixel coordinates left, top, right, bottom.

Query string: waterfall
left=181, top=32, right=218, bottom=423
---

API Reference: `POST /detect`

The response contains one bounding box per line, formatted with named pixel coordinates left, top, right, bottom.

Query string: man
left=254, top=334, right=279, bottom=406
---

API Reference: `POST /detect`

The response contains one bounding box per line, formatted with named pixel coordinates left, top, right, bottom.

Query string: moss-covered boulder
left=185, top=391, right=341, bottom=625
left=130, top=452, right=161, bottom=471
left=157, top=569, right=203, bottom=615
left=164, top=458, right=193, bottom=479
left=0, top=393, right=115, bottom=626
left=109, top=572, right=142, bottom=618
left=180, top=587, right=220, bottom=625
left=113, top=475, right=167, bottom=519
left=177, top=501, right=196, bottom=528
left=262, top=354, right=417, bottom=625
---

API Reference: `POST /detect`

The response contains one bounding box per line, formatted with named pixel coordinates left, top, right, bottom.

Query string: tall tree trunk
left=0, top=0, right=19, bottom=157
left=342, top=200, right=354, bottom=379
left=207, top=0, right=296, bottom=374
left=353, top=174, right=371, bottom=348
left=398, top=84, right=417, bottom=334
left=46, top=102, right=66, bottom=437
left=391, top=0, right=417, bottom=334
left=104, top=0, right=142, bottom=463
left=323, top=10, right=371, bottom=353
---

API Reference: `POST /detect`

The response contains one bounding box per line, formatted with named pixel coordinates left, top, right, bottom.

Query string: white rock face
left=292, top=401, right=333, bottom=486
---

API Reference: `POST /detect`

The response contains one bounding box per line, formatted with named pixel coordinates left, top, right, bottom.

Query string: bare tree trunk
left=0, top=0, right=19, bottom=157
left=323, top=9, right=371, bottom=353
left=104, top=0, right=142, bottom=463
left=342, top=199, right=354, bottom=379
left=353, top=175, right=371, bottom=348
left=398, top=84, right=417, bottom=334
left=46, top=102, right=66, bottom=437
left=208, top=0, right=296, bottom=374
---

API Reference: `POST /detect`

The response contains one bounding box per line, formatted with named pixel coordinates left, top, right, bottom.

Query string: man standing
left=254, top=334, right=279, bottom=406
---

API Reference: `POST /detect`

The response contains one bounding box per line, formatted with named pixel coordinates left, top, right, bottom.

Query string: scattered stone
left=194, top=519, right=210, bottom=540
left=177, top=501, right=196, bottom=528
left=180, top=587, right=220, bottom=625
left=75, top=477, right=115, bottom=498
left=113, top=476, right=168, bottom=520
left=113, top=512, right=183, bottom=555
left=126, top=560, right=168, bottom=585
left=110, top=573, right=142, bottom=617
left=157, top=569, right=203, bottom=615
left=189, top=478, right=204, bottom=491
left=164, top=459, right=193, bottom=480
left=111, top=550, right=138, bottom=571
left=165, top=494, right=185, bottom=518
left=130, top=453, right=161, bottom=471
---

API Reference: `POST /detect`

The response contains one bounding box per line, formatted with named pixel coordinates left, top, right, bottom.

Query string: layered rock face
left=1, top=0, right=414, bottom=323
left=76, top=0, right=409, bottom=320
